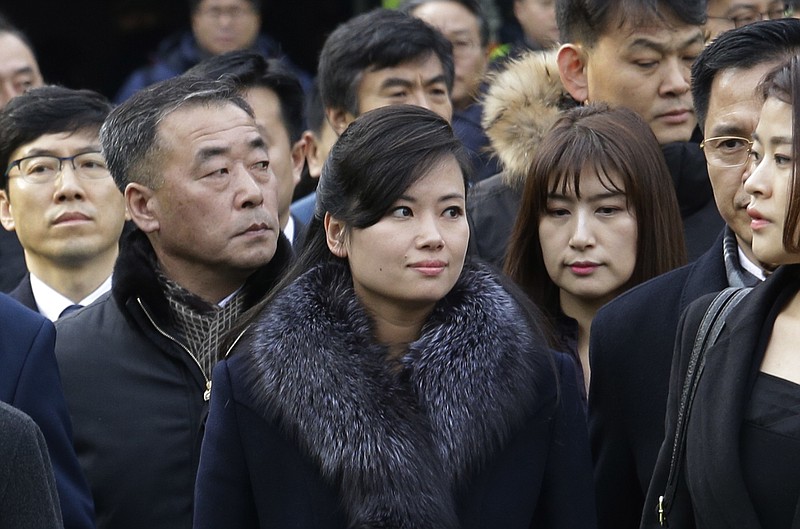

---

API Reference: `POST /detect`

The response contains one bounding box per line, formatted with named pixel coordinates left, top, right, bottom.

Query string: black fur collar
left=237, top=260, right=554, bottom=527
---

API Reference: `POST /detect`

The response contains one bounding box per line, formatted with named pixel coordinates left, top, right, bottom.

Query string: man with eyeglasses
left=706, top=0, right=795, bottom=40
left=0, top=85, right=116, bottom=529
left=587, top=19, right=800, bottom=529
left=0, top=86, right=125, bottom=321
left=402, top=0, right=500, bottom=182
left=114, top=0, right=310, bottom=103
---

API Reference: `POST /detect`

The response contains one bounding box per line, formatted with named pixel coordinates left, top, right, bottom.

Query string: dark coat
left=588, top=231, right=728, bottom=529
left=452, top=100, right=501, bottom=183
left=194, top=261, right=597, bottom=529
left=55, top=229, right=292, bottom=529
left=8, top=273, right=36, bottom=312
left=642, top=264, right=800, bottom=529
left=0, top=401, right=62, bottom=529
left=0, top=229, right=26, bottom=293
left=0, top=293, right=95, bottom=529
left=466, top=171, right=520, bottom=269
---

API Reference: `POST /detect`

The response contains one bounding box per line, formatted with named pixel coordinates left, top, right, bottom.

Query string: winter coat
left=642, top=264, right=800, bottom=528
left=0, top=293, right=95, bottom=529
left=114, top=32, right=311, bottom=103
left=194, top=259, right=597, bottom=528
left=0, top=401, right=62, bottom=529
left=55, top=229, right=292, bottom=529
left=468, top=50, right=721, bottom=267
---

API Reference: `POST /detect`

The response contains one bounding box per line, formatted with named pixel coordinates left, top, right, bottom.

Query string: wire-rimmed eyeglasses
left=4, top=152, right=110, bottom=184
left=706, top=3, right=795, bottom=29
left=699, top=136, right=754, bottom=168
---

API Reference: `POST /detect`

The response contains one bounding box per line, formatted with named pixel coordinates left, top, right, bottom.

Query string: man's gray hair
left=100, top=75, right=253, bottom=191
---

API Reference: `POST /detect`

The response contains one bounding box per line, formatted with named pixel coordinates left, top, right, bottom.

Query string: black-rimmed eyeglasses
left=4, top=152, right=110, bottom=184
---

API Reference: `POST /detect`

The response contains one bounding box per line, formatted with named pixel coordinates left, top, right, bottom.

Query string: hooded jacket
left=54, top=229, right=292, bottom=529
left=194, top=260, right=597, bottom=528
left=467, top=50, right=574, bottom=268
left=468, top=50, right=721, bottom=267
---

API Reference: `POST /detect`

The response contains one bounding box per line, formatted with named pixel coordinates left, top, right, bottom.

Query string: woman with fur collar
left=193, top=104, right=597, bottom=528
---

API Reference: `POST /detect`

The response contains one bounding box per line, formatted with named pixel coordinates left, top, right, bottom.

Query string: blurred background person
left=0, top=13, right=41, bottom=294
left=114, top=0, right=311, bottom=103
left=403, top=0, right=501, bottom=181
left=705, top=0, right=796, bottom=41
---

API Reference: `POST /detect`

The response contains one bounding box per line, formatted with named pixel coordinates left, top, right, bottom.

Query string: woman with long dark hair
left=505, top=103, right=686, bottom=395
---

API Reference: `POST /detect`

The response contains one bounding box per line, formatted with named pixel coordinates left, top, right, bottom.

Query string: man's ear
left=557, top=43, right=589, bottom=104
left=324, top=212, right=348, bottom=258
left=326, top=107, right=355, bottom=136
left=0, top=189, right=15, bottom=232
left=125, top=183, right=159, bottom=234
left=302, top=130, right=323, bottom=179
left=290, top=136, right=309, bottom=187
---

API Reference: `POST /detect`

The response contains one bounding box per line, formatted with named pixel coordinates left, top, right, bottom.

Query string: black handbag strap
left=657, top=286, right=752, bottom=527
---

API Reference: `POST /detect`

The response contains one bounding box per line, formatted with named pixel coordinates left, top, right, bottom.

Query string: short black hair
left=400, top=0, right=490, bottom=46
left=692, top=19, right=800, bottom=130
left=188, top=0, right=260, bottom=14
left=317, top=8, right=455, bottom=116
left=187, top=50, right=305, bottom=142
left=556, top=0, right=706, bottom=47
left=0, top=85, right=111, bottom=189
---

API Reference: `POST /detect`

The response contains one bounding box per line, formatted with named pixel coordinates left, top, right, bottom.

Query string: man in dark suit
left=588, top=20, right=800, bottom=529
left=0, top=293, right=94, bottom=528
left=0, top=86, right=126, bottom=320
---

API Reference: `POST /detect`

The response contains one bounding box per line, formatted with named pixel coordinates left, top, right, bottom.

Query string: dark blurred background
left=3, top=0, right=517, bottom=100
left=2, top=0, right=366, bottom=99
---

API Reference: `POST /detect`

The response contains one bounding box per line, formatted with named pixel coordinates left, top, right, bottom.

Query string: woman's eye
left=597, top=206, right=621, bottom=216
left=546, top=208, right=570, bottom=217
left=390, top=206, right=413, bottom=218
left=775, top=154, right=793, bottom=166
left=443, top=206, right=463, bottom=218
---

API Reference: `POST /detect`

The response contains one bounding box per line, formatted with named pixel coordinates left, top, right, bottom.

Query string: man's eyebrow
left=423, top=74, right=448, bottom=87
left=709, top=124, right=751, bottom=138
left=248, top=136, right=266, bottom=150
left=379, top=77, right=414, bottom=91
left=627, top=31, right=704, bottom=53
left=196, top=146, right=229, bottom=163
